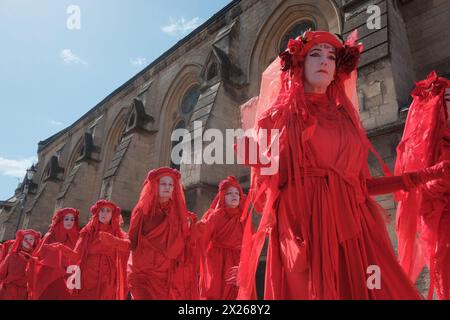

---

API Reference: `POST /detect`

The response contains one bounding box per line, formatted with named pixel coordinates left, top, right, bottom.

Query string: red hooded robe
left=27, top=208, right=80, bottom=300
left=199, top=176, right=249, bottom=300
left=127, top=167, right=190, bottom=300
left=73, top=200, right=130, bottom=300
left=0, top=230, right=41, bottom=300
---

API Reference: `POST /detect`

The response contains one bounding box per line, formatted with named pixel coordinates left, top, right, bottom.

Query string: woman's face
left=22, top=234, right=35, bottom=250
left=445, top=88, right=450, bottom=126
left=63, top=213, right=76, bottom=230
left=98, top=207, right=113, bottom=224
left=159, top=176, right=174, bottom=202
left=304, top=43, right=336, bottom=93
left=224, top=187, right=240, bottom=209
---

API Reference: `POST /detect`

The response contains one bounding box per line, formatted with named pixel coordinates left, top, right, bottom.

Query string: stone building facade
left=1, top=0, right=449, bottom=297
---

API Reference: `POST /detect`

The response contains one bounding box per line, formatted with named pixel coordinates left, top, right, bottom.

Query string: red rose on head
left=288, top=39, right=303, bottom=56
left=336, top=45, right=361, bottom=75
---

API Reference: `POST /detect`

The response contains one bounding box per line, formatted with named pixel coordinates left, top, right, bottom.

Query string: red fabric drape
left=198, top=176, right=250, bottom=300
left=73, top=200, right=130, bottom=300
left=395, top=71, right=450, bottom=299
left=0, top=230, right=41, bottom=300
left=236, top=31, right=422, bottom=300
left=127, top=167, right=191, bottom=300
left=27, top=208, right=80, bottom=300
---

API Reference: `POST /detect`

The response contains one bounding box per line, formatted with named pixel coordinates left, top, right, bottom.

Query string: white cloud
left=0, top=156, right=37, bottom=179
left=49, top=120, right=64, bottom=127
left=129, top=57, right=147, bottom=66
left=161, top=17, right=202, bottom=36
left=60, top=49, right=87, bottom=65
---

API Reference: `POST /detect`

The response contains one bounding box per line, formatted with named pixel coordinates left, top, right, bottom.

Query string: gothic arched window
left=180, top=85, right=200, bottom=116
left=279, top=20, right=317, bottom=52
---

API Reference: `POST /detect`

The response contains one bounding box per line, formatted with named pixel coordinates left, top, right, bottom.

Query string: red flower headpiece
left=411, top=71, right=450, bottom=100
left=279, top=30, right=362, bottom=78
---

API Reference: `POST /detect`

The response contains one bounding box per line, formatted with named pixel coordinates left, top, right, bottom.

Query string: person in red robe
left=128, top=167, right=191, bottom=300
left=72, top=200, right=130, bottom=300
left=236, top=30, right=450, bottom=300
left=197, top=176, right=248, bottom=300
left=27, top=208, right=80, bottom=300
left=395, top=72, right=450, bottom=299
left=0, top=229, right=41, bottom=300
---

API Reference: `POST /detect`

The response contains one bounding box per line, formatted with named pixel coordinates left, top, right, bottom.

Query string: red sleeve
left=366, top=175, right=409, bottom=196
left=102, top=234, right=130, bottom=252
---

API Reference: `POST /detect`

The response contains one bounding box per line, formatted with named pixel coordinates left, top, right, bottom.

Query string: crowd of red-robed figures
left=0, top=169, right=247, bottom=300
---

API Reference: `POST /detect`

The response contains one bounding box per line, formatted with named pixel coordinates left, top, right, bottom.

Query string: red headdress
left=237, top=30, right=392, bottom=299
left=128, top=167, right=189, bottom=251
left=208, top=176, right=246, bottom=213
left=394, top=71, right=450, bottom=292
left=10, top=229, right=41, bottom=254
left=37, top=208, right=80, bottom=252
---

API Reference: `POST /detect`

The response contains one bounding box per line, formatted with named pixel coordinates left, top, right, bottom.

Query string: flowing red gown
left=28, top=208, right=80, bottom=300
left=425, top=131, right=450, bottom=300
left=237, top=30, right=422, bottom=300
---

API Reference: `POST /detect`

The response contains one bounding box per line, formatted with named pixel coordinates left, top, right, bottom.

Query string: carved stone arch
left=157, top=64, right=202, bottom=166
left=247, top=0, right=342, bottom=96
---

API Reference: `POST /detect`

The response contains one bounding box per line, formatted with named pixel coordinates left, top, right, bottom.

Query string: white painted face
left=98, top=207, right=113, bottom=225
left=224, top=187, right=240, bottom=209
left=63, top=214, right=75, bottom=230
left=445, top=88, right=450, bottom=126
left=159, top=176, right=174, bottom=202
left=304, top=43, right=337, bottom=93
left=22, top=234, right=35, bottom=250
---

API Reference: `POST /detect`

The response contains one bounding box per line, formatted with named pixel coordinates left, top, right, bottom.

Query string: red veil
left=74, top=200, right=129, bottom=300
left=199, top=176, right=248, bottom=300
left=395, top=71, right=450, bottom=297
left=28, top=208, right=80, bottom=300
left=236, top=30, right=395, bottom=299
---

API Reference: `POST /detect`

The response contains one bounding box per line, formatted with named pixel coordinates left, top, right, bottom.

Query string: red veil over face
left=74, top=200, right=129, bottom=300
left=127, top=167, right=190, bottom=300
left=395, top=71, right=450, bottom=296
left=28, top=208, right=80, bottom=300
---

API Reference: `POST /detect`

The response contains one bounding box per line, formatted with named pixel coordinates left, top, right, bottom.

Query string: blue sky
left=0, top=0, right=232, bottom=200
